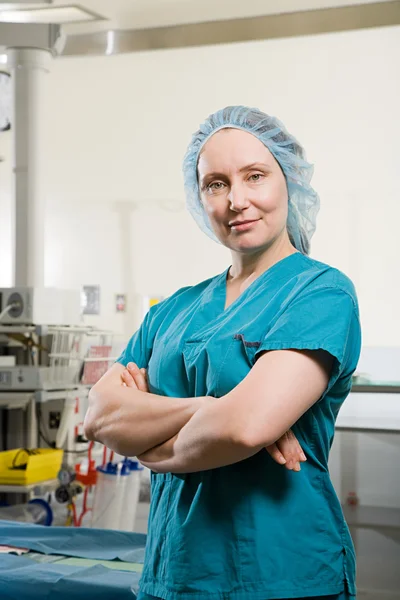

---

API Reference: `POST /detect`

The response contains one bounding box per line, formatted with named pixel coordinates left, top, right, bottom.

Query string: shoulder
left=148, top=271, right=224, bottom=320
left=294, top=255, right=359, bottom=314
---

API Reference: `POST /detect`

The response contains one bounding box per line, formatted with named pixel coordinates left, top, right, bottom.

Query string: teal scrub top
left=117, top=253, right=362, bottom=600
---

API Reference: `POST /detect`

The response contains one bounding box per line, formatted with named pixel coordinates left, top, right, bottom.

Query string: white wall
left=1, top=25, right=399, bottom=343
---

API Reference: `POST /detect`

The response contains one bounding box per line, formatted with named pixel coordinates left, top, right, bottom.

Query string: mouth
left=229, top=219, right=260, bottom=231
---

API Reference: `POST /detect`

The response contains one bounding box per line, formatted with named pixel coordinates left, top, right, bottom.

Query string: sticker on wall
left=115, top=294, right=127, bottom=313
left=81, top=285, right=101, bottom=315
left=142, top=296, right=163, bottom=318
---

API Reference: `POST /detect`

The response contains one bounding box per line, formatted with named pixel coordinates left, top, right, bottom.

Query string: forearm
left=138, top=397, right=262, bottom=473
left=139, top=349, right=332, bottom=473
left=84, top=385, right=208, bottom=457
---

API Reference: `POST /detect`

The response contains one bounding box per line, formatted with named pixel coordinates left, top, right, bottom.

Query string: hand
left=266, top=430, right=307, bottom=472
left=121, top=364, right=175, bottom=471
left=121, top=362, right=149, bottom=392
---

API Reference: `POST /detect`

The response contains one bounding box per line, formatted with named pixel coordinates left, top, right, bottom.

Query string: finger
left=127, top=362, right=138, bottom=371
left=276, top=432, right=293, bottom=469
left=121, top=369, right=133, bottom=384
left=131, top=367, right=148, bottom=392
left=127, top=363, right=148, bottom=392
left=121, top=369, right=138, bottom=389
left=286, top=430, right=303, bottom=470
left=122, top=369, right=137, bottom=388
left=140, top=368, right=150, bottom=392
left=277, top=432, right=299, bottom=471
left=288, top=429, right=307, bottom=463
left=266, top=443, right=286, bottom=465
left=296, top=441, right=307, bottom=462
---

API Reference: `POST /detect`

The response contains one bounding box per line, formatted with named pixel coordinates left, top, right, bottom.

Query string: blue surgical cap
left=183, top=105, right=320, bottom=255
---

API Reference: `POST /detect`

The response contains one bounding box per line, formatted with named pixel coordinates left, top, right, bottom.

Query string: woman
left=84, top=106, right=361, bottom=600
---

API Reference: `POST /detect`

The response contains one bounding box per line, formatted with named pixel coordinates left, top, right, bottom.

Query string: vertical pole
left=7, top=48, right=52, bottom=288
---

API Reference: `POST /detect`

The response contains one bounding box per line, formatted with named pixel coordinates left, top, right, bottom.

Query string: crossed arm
left=83, top=349, right=333, bottom=474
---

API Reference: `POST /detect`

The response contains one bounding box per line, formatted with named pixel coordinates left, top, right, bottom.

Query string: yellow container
left=0, top=448, right=64, bottom=486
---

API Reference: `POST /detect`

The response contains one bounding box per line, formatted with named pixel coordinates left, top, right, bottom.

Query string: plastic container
left=0, top=498, right=53, bottom=526
left=119, top=459, right=144, bottom=532
left=91, top=462, right=130, bottom=530
left=0, top=448, right=63, bottom=485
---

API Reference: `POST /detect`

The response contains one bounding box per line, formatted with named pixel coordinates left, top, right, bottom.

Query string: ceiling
left=0, top=0, right=397, bottom=60
left=42, top=0, right=395, bottom=34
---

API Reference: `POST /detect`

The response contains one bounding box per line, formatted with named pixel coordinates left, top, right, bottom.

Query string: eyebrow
left=238, top=162, right=271, bottom=173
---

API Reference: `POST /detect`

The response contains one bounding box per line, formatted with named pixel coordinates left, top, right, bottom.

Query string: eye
left=207, top=181, right=225, bottom=192
left=248, top=173, right=264, bottom=182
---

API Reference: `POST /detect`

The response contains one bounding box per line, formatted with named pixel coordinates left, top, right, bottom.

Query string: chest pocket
left=183, top=333, right=262, bottom=398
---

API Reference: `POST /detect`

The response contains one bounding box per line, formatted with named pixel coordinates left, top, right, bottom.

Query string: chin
left=225, top=233, right=272, bottom=254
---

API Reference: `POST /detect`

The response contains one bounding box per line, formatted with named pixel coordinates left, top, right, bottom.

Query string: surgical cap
left=183, top=105, right=320, bottom=255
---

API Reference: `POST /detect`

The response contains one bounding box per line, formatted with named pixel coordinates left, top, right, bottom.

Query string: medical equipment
left=0, top=498, right=52, bottom=526
left=89, top=459, right=143, bottom=532
left=0, top=324, right=93, bottom=393
left=120, top=459, right=143, bottom=532
left=91, top=461, right=130, bottom=530
left=0, top=322, right=117, bottom=450
left=183, top=105, right=320, bottom=255
left=0, top=365, right=80, bottom=391
left=0, top=287, right=82, bottom=325
left=55, top=466, right=83, bottom=506
left=0, top=447, right=63, bottom=486
left=0, top=309, right=122, bottom=530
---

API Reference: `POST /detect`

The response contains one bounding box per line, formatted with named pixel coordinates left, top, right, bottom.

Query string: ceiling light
left=0, top=54, right=8, bottom=64
left=0, top=5, right=103, bottom=24
left=105, top=31, right=115, bottom=56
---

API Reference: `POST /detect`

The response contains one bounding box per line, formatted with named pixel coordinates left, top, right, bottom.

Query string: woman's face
left=198, top=128, right=289, bottom=254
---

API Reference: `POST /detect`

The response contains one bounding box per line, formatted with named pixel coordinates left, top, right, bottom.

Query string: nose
left=227, top=183, right=250, bottom=211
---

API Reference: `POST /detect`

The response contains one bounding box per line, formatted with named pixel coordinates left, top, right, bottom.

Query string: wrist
left=194, top=395, right=213, bottom=412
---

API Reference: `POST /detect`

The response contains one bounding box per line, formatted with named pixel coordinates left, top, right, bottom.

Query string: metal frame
left=351, top=384, right=400, bottom=394
left=63, top=1, right=400, bottom=57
